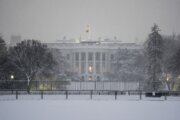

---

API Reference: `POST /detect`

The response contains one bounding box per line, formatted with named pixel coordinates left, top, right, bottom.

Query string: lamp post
left=10, top=75, right=14, bottom=90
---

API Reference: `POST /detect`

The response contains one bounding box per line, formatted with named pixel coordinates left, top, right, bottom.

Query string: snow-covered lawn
left=1, top=94, right=180, bottom=101
left=0, top=98, right=180, bottom=120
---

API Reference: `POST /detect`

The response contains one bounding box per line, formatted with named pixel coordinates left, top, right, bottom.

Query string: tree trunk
left=26, top=74, right=31, bottom=94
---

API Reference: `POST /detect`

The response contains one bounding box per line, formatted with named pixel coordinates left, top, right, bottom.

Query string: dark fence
left=0, top=80, right=140, bottom=91
left=1, top=89, right=180, bottom=100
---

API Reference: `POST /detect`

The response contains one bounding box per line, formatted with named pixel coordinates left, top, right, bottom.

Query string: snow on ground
left=1, top=94, right=180, bottom=101
left=0, top=95, right=180, bottom=120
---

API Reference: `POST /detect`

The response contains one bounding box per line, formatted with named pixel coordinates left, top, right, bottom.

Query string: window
left=81, top=62, right=86, bottom=73
left=81, top=52, right=86, bottom=61
left=102, top=53, right=106, bottom=61
left=102, top=62, right=106, bottom=73
left=81, top=76, right=85, bottom=81
left=97, top=76, right=100, bottom=81
left=88, top=76, right=92, bottom=80
left=75, top=62, right=79, bottom=72
left=110, top=54, right=114, bottom=60
left=88, top=52, right=93, bottom=61
left=96, top=63, right=100, bottom=73
left=75, top=52, right=79, bottom=61
left=96, top=52, right=100, bottom=61
left=66, top=54, right=70, bottom=60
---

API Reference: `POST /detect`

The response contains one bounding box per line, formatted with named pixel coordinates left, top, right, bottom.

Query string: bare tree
left=8, top=40, right=56, bottom=92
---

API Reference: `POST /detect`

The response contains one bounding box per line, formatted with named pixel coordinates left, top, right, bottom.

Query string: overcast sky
left=0, top=0, right=180, bottom=43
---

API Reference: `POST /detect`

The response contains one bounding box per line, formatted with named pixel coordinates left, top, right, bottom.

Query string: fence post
left=103, top=81, right=104, bottom=90
left=80, top=81, right=82, bottom=90
left=41, top=90, right=43, bottom=99
left=94, top=81, right=96, bottom=90
left=139, top=91, right=142, bottom=100
left=90, top=90, right=93, bottom=100
left=16, top=91, right=18, bottom=100
left=36, top=81, right=38, bottom=90
left=66, top=90, right=68, bottom=100
left=164, top=93, right=167, bottom=100
left=115, top=91, right=117, bottom=100
left=51, top=81, right=52, bottom=90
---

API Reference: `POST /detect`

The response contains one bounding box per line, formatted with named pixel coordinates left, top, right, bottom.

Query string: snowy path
left=0, top=100, right=180, bottom=120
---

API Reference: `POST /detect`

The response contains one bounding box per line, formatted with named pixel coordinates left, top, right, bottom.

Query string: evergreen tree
left=144, top=24, right=163, bottom=91
left=0, top=36, right=6, bottom=57
left=0, top=36, right=8, bottom=80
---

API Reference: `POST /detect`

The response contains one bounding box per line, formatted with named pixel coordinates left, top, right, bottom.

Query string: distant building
left=10, top=35, right=21, bottom=46
left=47, top=39, right=142, bottom=81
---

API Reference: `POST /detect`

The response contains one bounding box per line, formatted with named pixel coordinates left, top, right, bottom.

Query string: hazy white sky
left=0, top=0, right=180, bottom=43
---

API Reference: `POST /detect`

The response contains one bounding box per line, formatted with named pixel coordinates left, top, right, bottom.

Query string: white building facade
left=47, top=39, right=141, bottom=81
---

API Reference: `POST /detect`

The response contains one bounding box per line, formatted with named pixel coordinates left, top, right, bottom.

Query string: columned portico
left=47, top=39, right=141, bottom=81
left=71, top=51, right=106, bottom=81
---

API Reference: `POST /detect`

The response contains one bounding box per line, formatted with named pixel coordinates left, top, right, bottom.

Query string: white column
left=85, top=52, right=88, bottom=80
left=100, top=52, right=102, bottom=76
left=73, top=52, right=75, bottom=73
left=93, top=52, right=96, bottom=80
left=79, top=52, right=81, bottom=74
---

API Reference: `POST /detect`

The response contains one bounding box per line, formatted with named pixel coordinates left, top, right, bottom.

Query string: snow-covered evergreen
left=144, top=24, right=164, bottom=91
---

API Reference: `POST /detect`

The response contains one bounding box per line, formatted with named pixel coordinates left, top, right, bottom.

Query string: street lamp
left=166, top=77, right=169, bottom=81
left=10, top=75, right=14, bottom=80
